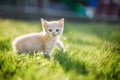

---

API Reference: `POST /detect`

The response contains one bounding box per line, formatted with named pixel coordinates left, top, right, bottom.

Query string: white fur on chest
left=46, top=38, right=57, bottom=51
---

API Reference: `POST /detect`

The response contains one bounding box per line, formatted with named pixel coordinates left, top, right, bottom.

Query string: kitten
left=12, top=18, right=65, bottom=57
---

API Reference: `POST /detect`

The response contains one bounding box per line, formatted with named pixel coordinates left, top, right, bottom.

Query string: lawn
left=0, top=19, right=120, bottom=80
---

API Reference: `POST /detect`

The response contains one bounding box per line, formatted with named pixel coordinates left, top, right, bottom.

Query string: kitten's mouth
left=48, top=34, right=56, bottom=38
left=52, top=34, right=56, bottom=37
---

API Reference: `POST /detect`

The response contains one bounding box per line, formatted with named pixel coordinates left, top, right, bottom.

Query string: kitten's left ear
left=58, top=18, right=64, bottom=28
left=41, top=18, right=48, bottom=29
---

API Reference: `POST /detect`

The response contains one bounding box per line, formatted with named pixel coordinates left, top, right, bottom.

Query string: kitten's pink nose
left=52, top=32, right=56, bottom=36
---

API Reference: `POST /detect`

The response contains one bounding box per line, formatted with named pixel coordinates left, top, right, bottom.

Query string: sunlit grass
left=0, top=19, right=120, bottom=80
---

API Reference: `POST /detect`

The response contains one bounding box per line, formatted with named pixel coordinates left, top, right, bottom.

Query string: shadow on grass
left=54, top=52, right=88, bottom=75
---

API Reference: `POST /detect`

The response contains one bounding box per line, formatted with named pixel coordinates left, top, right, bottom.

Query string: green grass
left=0, top=19, right=120, bottom=80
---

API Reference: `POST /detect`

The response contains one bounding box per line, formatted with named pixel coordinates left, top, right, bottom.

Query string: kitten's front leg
left=43, top=50, right=51, bottom=58
left=56, top=40, right=65, bottom=52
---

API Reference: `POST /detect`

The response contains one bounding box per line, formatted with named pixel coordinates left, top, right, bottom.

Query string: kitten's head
left=41, top=18, right=64, bottom=38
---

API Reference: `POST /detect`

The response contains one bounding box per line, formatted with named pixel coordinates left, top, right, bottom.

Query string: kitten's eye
left=56, top=29, right=59, bottom=32
left=48, top=29, right=52, bottom=32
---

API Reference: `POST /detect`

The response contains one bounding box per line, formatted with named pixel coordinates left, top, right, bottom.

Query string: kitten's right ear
left=58, top=18, right=64, bottom=28
left=41, top=18, right=47, bottom=29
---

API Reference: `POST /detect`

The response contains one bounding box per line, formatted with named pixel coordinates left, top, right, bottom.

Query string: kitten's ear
left=41, top=18, right=47, bottom=29
left=58, top=18, right=64, bottom=28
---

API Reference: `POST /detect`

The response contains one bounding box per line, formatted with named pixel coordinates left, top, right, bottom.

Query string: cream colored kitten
left=12, top=18, right=65, bottom=57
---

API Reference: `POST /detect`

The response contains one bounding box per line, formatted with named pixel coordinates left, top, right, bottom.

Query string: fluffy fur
left=12, top=18, right=65, bottom=57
